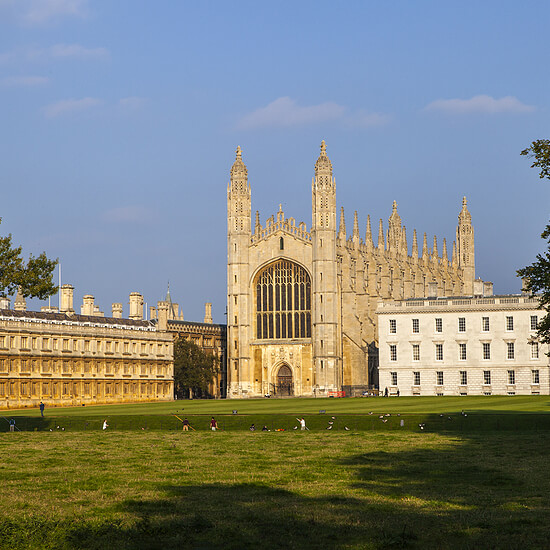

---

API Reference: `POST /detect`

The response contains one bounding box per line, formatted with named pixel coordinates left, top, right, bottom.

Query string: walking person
left=210, top=417, right=218, bottom=431
left=39, top=402, right=45, bottom=417
left=297, top=417, right=307, bottom=431
left=102, top=419, right=109, bottom=430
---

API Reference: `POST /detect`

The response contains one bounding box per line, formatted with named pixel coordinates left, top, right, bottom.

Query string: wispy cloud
left=1, top=75, right=49, bottom=86
left=21, top=0, right=88, bottom=25
left=119, top=96, right=146, bottom=110
left=103, top=206, right=153, bottom=224
left=237, top=97, right=389, bottom=130
left=48, top=43, right=109, bottom=59
left=43, top=97, right=101, bottom=118
left=425, top=95, right=535, bottom=114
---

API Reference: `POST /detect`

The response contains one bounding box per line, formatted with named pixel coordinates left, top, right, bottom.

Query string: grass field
left=1, top=430, right=549, bottom=549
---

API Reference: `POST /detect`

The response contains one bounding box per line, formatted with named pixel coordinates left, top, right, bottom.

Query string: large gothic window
left=255, top=260, right=311, bottom=340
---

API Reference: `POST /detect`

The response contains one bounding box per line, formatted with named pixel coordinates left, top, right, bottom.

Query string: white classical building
left=377, top=291, right=549, bottom=396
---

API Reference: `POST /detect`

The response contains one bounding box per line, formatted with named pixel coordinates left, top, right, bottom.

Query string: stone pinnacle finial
left=462, top=196, right=467, bottom=208
left=236, top=145, right=242, bottom=159
left=338, top=207, right=346, bottom=239
left=378, top=219, right=385, bottom=250
left=320, top=140, right=326, bottom=154
left=366, top=215, right=373, bottom=246
left=392, top=200, right=397, bottom=212
left=353, top=211, right=359, bottom=239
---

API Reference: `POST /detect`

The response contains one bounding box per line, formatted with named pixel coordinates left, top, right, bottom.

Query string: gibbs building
left=227, top=141, right=475, bottom=398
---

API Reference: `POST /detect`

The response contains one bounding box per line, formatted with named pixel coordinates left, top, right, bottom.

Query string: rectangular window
left=32, top=337, right=38, bottom=349
left=389, top=319, right=396, bottom=334
left=458, top=317, right=466, bottom=332
left=62, top=339, right=69, bottom=351
left=482, top=317, right=490, bottom=332
left=507, top=342, right=515, bottom=360
left=0, top=336, right=4, bottom=348
left=390, top=372, right=397, bottom=386
left=483, top=370, right=491, bottom=385
left=435, top=343, right=443, bottom=361
left=482, top=342, right=491, bottom=360
left=436, top=371, right=444, bottom=385
left=508, top=370, right=515, bottom=385
left=413, top=371, right=420, bottom=385
left=532, top=369, right=540, bottom=384
left=389, top=344, right=397, bottom=361
left=506, top=316, right=514, bottom=331
left=21, top=337, right=28, bottom=349
left=460, top=371, right=467, bottom=385
left=459, top=343, right=467, bottom=361
left=412, top=344, right=420, bottom=361
left=53, top=339, right=58, bottom=350
left=435, top=318, right=442, bottom=333
left=412, top=319, right=419, bottom=333
left=531, top=342, right=539, bottom=359
left=530, top=315, right=538, bottom=331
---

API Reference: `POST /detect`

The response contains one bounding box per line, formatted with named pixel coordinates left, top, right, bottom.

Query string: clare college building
left=226, top=142, right=486, bottom=398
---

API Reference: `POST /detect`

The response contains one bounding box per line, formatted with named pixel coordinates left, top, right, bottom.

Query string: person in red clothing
left=210, top=417, right=218, bottom=431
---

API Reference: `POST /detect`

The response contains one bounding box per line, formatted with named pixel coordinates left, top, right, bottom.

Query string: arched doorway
left=276, top=364, right=294, bottom=396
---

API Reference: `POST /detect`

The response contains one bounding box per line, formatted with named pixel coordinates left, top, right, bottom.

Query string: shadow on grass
left=1, top=435, right=550, bottom=549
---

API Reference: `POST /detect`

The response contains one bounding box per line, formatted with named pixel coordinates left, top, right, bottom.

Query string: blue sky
left=1, top=0, right=549, bottom=322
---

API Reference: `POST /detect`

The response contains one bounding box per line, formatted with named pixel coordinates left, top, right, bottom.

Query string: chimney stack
left=112, top=303, right=123, bottom=318
left=129, top=292, right=144, bottom=320
left=60, top=284, right=74, bottom=313
left=204, top=302, right=213, bottom=324
left=81, top=295, right=95, bottom=316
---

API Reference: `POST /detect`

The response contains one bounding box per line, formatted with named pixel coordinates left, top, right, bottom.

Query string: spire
left=432, top=235, right=438, bottom=259
left=255, top=210, right=260, bottom=234
left=377, top=219, right=385, bottom=250
left=14, top=287, right=26, bottom=312
left=452, top=240, right=457, bottom=267
left=338, top=207, right=346, bottom=240
left=365, top=215, right=373, bottom=248
left=352, top=211, right=359, bottom=239
left=314, top=140, right=333, bottom=187
left=230, top=145, right=248, bottom=180
left=442, top=238, right=448, bottom=262
left=412, top=229, right=418, bottom=259
left=458, top=196, right=471, bottom=224
left=422, top=232, right=429, bottom=260
left=401, top=225, right=408, bottom=256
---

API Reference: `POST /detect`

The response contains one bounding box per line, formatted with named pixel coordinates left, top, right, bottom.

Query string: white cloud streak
left=238, top=97, right=388, bottom=129
left=425, top=95, right=535, bottom=114
left=43, top=97, right=101, bottom=118
left=48, top=43, right=109, bottom=59
left=1, top=75, right=49, bottom=86
left=118, top=96, right=146, bottom=110
left=21, top=0, right=88, bottom=25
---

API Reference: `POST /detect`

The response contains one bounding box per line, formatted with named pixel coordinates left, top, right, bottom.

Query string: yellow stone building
left=227, top=141, right=476, bottom=398
left=0, top=286, right=173, bottom=409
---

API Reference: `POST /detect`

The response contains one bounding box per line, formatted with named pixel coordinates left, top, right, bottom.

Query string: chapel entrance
left=275, top=364, right=294, bottom=396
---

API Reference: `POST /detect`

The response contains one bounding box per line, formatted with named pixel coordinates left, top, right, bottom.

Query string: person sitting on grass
left=249, top=424, right=256, bottom=431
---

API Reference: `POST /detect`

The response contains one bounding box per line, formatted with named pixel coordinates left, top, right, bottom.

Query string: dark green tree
left=0, top=220, right=58, bottom=299
left=173, top=337, right=219, bottom=398
left=517, top=139, right=550, bottom=347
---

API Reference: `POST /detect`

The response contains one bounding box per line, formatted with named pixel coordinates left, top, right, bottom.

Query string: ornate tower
left=311, top=140, right=341, bottom=392
left=456, top=196, right=475, bottom=294
left=227, top=146, right=252, bottom=396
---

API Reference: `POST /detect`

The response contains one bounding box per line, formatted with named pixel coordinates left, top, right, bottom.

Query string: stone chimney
left=204, top=302, right=213, bottom=324
left=157, top=300, right=169, bottom=331
left=473, top=278, right=484, bottom=297
left=60, top=284, right=74, bottom=313
left=427, top=281, right=438, bottom=298
left=81, top=295, right=95, bottom=316
left=129, top=292, right=144, bottom=320
left=112, top=303, right=123, bottom=318
left=0, top=297, right=10, bottom=309
left=483, top=281, right=493, bottom=297
left=149, top=306, right=157, bottom=320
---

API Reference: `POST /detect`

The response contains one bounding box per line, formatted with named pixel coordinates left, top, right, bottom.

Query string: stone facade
left=377, top=294, right=549, bottom=396
left=0, top=288, right=173, bottom=409
left=227, top=142, right=476, bottom=398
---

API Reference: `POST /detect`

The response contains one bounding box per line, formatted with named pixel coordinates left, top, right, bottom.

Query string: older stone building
left=227, top=142, right=476, bottom=398
left=0, top=285, right=173, bottom=409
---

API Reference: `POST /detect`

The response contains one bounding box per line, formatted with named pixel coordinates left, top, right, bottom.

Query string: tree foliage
left=521, top=139, right=550, bottom=180
left=517, top=139, right=550, bottom=347
left=173, top=337, right=219, bottom=398
left=0, top=220, right=58, bottom=299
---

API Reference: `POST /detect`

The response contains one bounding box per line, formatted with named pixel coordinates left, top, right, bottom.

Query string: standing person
left=182, top=418, right=190, bottom=431
left=297, top=417, right=306, bottom=431
left=102, top=419, right=109, bottom=430
left=210, top=417, right=218, bottom=431
left=39, top=402, right=45, bottom=417
left=9, top=418, right=15, bottom=432
left=396, top=389, right=400, bottom=397
left=384, top=387, right=389, bottom=397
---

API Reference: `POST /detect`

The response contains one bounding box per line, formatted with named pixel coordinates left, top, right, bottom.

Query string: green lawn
left=4, top=394, right=550, bottom=417
left=1, top=430, right=549, bottom=549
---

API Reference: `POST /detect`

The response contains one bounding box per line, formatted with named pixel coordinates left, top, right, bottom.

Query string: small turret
left=365, top=215, right=373, bottom=249
left=338, top=207, right=346, bottom=242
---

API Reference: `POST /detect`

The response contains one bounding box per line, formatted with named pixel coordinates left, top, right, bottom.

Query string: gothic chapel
left=227, top=141, right=475, bottom=398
